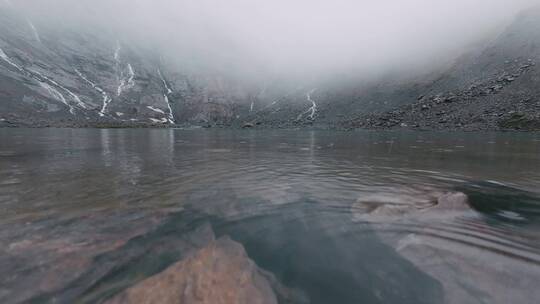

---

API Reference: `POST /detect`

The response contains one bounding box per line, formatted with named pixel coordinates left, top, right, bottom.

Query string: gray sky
left=8, top=0, right=540, bottom=79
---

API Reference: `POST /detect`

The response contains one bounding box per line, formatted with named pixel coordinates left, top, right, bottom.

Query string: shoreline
left=1, top=123, right=539, bottom=133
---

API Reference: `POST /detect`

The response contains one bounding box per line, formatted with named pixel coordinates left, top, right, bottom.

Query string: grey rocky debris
left=344, top=7, right=540, bottom=132
left=349, top=59, right=539, bottom=131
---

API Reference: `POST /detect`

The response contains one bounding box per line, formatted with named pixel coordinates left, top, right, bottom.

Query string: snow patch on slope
left=147, top=106, right=165, bottom=114
left=149, top=118, right=168, bottom=123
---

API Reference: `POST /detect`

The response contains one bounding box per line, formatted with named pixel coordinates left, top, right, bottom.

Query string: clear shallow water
left=1, top=128, right=540, bottom=303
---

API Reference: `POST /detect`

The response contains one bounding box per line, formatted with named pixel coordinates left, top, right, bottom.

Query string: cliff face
left=0, top=5, right=262, bottom=128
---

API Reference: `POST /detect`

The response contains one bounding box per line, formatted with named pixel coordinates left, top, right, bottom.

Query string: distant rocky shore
left=343, top=60, right=540, bottom=131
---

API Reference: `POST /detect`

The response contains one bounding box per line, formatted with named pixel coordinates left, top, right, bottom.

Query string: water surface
left=1, top=129, right=540, bottom=303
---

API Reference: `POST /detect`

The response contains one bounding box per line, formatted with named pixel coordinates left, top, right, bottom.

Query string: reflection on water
left=0, top=129, right=540, bottom=303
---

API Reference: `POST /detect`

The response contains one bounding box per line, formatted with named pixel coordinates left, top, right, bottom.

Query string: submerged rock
left=105, top=236, right=279, bottom=304
left=434, top=192, right=469, bottom=212
left=352, top=191, right=473, bottom=222
left=375, top=184, right=540, bottom=304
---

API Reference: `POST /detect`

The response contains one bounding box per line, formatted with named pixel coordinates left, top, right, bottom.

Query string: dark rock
left=443, top=96, right=456, bottom=103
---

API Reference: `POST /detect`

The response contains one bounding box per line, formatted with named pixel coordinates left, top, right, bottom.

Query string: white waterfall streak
left=251, top=83, right=268, bottom=113
left=157, top=68, right=173, bottom=94
left=157, top=68, right=176, bottom=124
left=0, top=46, right=89, bottom=116
left=126, top=64, right=135, bottom=89
left=306, top=89, right=317, bottom=120
left=39, top=82, right=73, bottom=114
left=27, top=20, right=41, bottom=43
left=259, top=87, right=302, bottom=113
left=33, top=70, right=86, bottom=110
left=114, top=42, right=121, bottom=62
left=163, top=95, right=175, bottom=124
left=261, top=100, right=277, bottom=112
left=117, top=64, right=135, bottom=96
left=257, top=82, right=267, bottom=99
left=117, top=80, right=125, bottom=96
left=66, top=91, right=85, bottom=109
left=76, top=69, right=111, bottom=116
left=1, top=48, right=85, bottom=114
left=0, top=48, right=24, bottom=72
left=114, top=41, right=135, bottom=96
left=297, top=89, right=318, bottom=120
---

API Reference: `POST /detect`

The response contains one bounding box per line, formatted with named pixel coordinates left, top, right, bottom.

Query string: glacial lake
left=1, top=128, right=540, bottom=303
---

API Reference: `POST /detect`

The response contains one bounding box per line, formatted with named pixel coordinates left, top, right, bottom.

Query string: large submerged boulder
left=352, top=190, right=472, bottom=222
left=105, top=236, right=279, bottom=304
left=433, top=191, right=469, bottom=211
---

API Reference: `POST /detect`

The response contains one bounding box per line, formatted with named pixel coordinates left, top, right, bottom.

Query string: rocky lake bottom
left=1, top=129, right=539, bottom=304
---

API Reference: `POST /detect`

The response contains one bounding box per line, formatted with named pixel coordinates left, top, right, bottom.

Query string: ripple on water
left=0, top=129, right=539, bottom=303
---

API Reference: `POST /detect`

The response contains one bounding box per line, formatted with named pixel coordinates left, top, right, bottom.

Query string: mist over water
left=5, top=0, right=539, bottom=80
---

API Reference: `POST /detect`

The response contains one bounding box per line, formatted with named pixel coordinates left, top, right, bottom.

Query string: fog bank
left=5, top=0, right=540, bottom=79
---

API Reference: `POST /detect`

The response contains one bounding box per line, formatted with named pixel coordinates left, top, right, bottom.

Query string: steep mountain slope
left=0, top=7, right=154, bottom=126
left=346, top=7, right=540, bottom=131
left=0, top=4, right=271, bottom=128
left=1, top=4, right=540, bottom=130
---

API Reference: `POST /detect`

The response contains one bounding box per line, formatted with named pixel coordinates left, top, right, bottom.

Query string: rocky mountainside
left=0, top=3, right=267, bottom=128
left=344, top=7, right=540, bottom=131
left=1, top=4, right=540, bottom=130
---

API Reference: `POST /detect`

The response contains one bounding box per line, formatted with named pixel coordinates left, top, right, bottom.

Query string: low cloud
left=8, top=0, right=540, bottom=80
